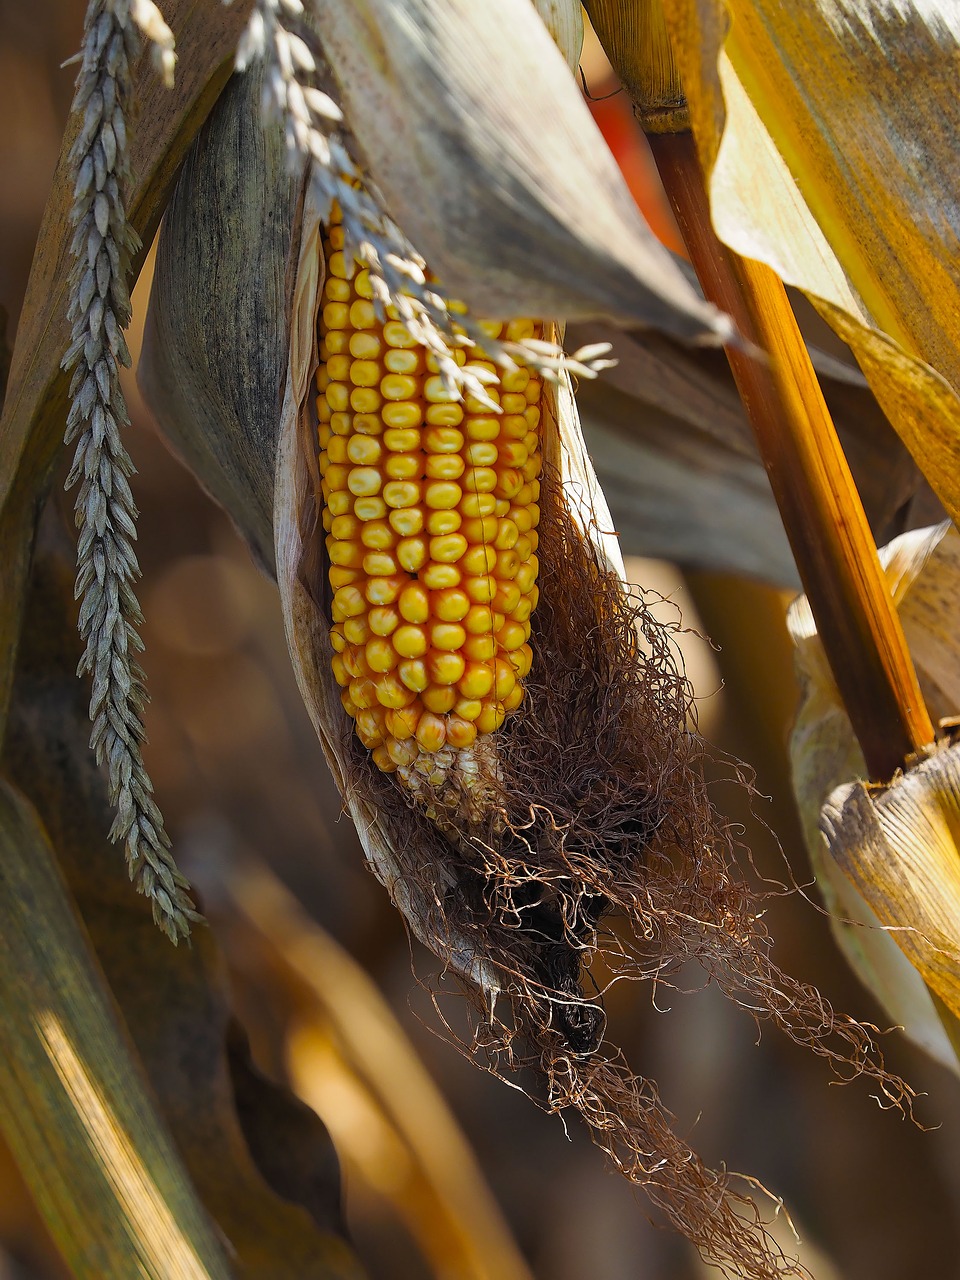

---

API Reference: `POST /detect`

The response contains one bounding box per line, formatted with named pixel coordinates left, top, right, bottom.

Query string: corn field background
left=2, top=1, right=960, bottom=1278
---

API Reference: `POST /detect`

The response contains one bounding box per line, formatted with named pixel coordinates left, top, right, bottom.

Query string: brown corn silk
left=279, top=183, right=912, bottom=1279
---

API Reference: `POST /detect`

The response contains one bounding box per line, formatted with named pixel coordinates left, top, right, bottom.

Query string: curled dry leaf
left=569, top=314, right=925, bottom=586
left=309, top=0, right=731, bottom=338
left=790, top=522, right=960, bottom=1070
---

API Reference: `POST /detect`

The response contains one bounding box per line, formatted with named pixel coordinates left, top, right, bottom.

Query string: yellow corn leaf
left=0, top=779, right=232, bottom=1279
left=659, top=0, right=960, bottom=526
left=311, top=0, right=728, bottom=338
left=790, top=522, right=960, bottom=1070
left=221, top=863, right=535, bottom=1280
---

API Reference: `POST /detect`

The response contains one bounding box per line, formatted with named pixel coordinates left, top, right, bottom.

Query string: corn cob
left=315, top=209, right=543, bottom=794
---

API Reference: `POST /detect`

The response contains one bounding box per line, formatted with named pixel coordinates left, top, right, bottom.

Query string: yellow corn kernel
left=422, top=686, right=457, bottom=715
left=396, top=537, right=429, bottom=573
left=446, top=717, right=477, bottom=749
left=398, top=582, right=430, bottom=624
left=430, top=534, right=468, bottom=564
left=425, top=402, right=464, bottom=427
left=360, top=520, right=395, bottom=551
left=386, top=706, right=421, bottom=741
left=425, top=455, right=465, bottom=481
left=398, top=658, right=429, bottom=692
left=459, top=662, right=495, bottom=699
left=385, top=512, right=421, bottom=542
left=394, top=625, right=428, bottom=658
left=317, top=206, right=542, bottom=775
left=372, top=745, right=397, bottom=772
left=376, top=673, right=417, bottom=709
left=432, top=588, right=470, bottom=621
left=464, top=633, right=497, bottom=663
left=428, top=649, right=466, bottom=684
left=422, top=562, right=461, bottom=591
left=366, top=638, right=399, bottom=673
left=426, top=509, right=461, bottom=536
left=475, top=702, right=506, bottom=734
left=416, top=712, right=447, bottom=751
left=382, top=401, right=423, bottom=430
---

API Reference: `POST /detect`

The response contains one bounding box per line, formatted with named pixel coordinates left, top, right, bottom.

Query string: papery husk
left=790, top=523, right=960, bottom=1071
left=310, top=0, right=729, bottom=339
left=529, top=0, right=584, bottom=72
left=142, top=52, right=914, bottom=1280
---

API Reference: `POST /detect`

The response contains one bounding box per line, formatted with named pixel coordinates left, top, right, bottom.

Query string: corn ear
left=278, top=178, right=622, bottom=979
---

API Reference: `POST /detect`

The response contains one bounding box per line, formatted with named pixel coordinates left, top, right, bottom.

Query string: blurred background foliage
left=2, top=3, right=960, bottom=1277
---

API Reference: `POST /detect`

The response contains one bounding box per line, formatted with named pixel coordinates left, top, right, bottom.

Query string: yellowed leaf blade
left=0, top=780, right=231, bottom=1279
left=224, top=863, right=535, bottom=1280
left=659, top=0, right=960, bottom=527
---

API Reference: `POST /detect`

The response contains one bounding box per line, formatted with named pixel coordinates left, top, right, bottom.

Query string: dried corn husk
left=530, top=0, right=585, bottom=71
left=790, top=522, right=960, bottom=1071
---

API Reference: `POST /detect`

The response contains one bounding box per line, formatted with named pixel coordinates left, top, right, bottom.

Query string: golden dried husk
left=790, top=522, right=960, bottom=1071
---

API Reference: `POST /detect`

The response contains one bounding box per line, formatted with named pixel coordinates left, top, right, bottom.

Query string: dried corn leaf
left=140, top=70, right=301, bottom=575
left=0, top=774, right=231, bottom=1279
left=655, top=0, right=960, bottom=525
left=219, top=863, right=535, bottom=1280
left=310, top=0, right=729, bottom=338
left=570, top=317, right=924, bottom=584
left=790, top=522, right=960, bottom=1069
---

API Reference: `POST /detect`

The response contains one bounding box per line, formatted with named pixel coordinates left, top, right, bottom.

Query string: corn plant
left=0, top=1, right=958, bottom=1277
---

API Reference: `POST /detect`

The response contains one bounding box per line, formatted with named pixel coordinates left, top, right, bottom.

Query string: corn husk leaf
left=139, top=69, right=301, bottom=576
left=655, top=0, right=960, bottom=525
left=790, top=522, right=960, bottom=1070
left=0, top=779, right=232, bottom=1280
left=310, top=0, right=730, bottom=339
